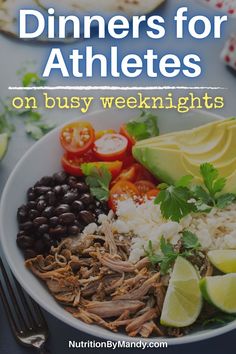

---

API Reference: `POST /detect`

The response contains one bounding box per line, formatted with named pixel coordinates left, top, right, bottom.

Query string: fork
left=0, top=257, right=50, bottom=353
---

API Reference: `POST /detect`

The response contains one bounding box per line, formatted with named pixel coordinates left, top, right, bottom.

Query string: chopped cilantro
left=126, top=110, right=159, bottom=141
left=81, top=164, right=112, bottom=201
left=145, top=232, right=202, bottom=275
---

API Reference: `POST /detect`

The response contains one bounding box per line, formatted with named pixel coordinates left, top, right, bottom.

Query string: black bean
left=80, top=193, right=94, bottom=206
left=38, top=224, right=49, bottom=234
left=59, top=213, right=75, bottom=225
left=88, top=204, right=96, bottom=211
left=35, top=186, right=51, bottom=196
left=71, top=200, right=84, bottom=212
left=37, top=200, right=47, bottom=212
left=28, top=201, right=37, bottom=209
left=42, top=234, right=51, bottom=245
left=39, top=176, right=54, bottom=186
left=62, top=192, right=77, bottom=204
left=27, top=188, right=37, bottom=201
left=17, top=206, right=28, bottom=223
left=68, top=225, right=80, bottom=235
left=49, top=225, right=67, bottom=236
left=55, top=204, right=70, bottom=215
left=33, top=217, right=48, bottom=226
left=95, top=208, right=104, bottom=216
left=17, top=231, right=26, bottom=238
left=28, top=209, right=40, bottom=220
left=24, top=249, right=37, bottom=259
left=53, top=171, right=67, bottom=184
left=34, top=240, right=45, bottom=253
left=68, top=176, right=78, bottom=188
left=49, top=216, right=59, bottom=227
left=42, top=206, right=55, bottom=218
left=74, top=220, right=83, bottom=228
left=20, top=221, right=34, bottom=231
left=76, top=182, right=89, bottom=193
left=61, top=184, right=70, bottom=194
left=46, top=191, right=56, bottom=206
left=78, top=210, right=95, bottom=225
left=54, top=185, right=62, bottom=195
left=17, top=236, right=34, bottom=249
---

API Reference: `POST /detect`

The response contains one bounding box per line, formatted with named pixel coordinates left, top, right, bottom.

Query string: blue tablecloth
left=1, top=1, right=236, bottom=353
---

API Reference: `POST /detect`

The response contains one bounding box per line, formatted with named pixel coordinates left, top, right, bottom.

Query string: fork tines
left=0, top=257, right=48, bottom=349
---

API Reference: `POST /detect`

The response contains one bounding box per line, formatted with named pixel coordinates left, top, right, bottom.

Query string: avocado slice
left=132, top=118, right=236, bottom=193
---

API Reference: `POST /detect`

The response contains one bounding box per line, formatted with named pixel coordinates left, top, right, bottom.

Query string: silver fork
left=0, top=257, right=50, bottom=353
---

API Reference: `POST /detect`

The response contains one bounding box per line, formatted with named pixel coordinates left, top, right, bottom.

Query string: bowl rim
left=1, top=108, right=236, bottom=345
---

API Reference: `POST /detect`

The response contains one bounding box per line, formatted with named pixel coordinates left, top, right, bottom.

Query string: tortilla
left=36, top=0, right=166, bottom=15
left=0, top=0, right=76, bottom=41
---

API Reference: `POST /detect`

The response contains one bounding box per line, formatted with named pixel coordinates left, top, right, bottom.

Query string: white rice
left=112, top=199, right=236, bottom=263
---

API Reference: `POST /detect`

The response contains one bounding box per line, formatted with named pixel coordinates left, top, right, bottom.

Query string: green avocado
left=132, top=119, right=236, bottom=193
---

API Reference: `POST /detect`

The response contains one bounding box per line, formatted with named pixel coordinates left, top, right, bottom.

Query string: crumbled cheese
left=113, top=198, right=236, bottom=263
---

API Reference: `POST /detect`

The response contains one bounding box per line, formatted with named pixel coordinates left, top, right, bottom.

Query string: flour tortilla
left=0, top=0, right=76, bottom=41
left=36, top=0, right=166, bottom=15
left=0, top=0, right=166, bottom=40
left=0, top=0, right=45, bottom=39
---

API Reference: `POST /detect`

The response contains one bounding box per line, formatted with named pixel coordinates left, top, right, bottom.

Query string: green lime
left=208, top=250, right=236, bottom=273
left=200, top=274, right=236, bottom=313
left=160, top=256, right=202, bottom=327
left=0, top=133, right=8, bottom=160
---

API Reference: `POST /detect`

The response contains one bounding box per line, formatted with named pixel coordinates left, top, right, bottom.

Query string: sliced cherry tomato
left=109, top=180, right=140, bottom=211
left=134, top=180, right=156, bottom=196
left=94, top=134, right=128, bottom=162
left=95, top=129, right=116, bottom=140
left=61, top=151, right=95, bottom=176
left=120, top=124, right=136, bottom=151
left=83, top=161, right=123, bottom=179
left=134, top=164, right=157, bottom=184
left=123, top=154, right=136, bottom=168
left=60, top=121, right=95, bottom=156
left=146, top=189, right=160, bottom=200
left=111, top=164, right=137, bottom=186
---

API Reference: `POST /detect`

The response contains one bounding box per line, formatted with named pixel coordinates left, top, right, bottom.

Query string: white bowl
left=1, top=108, right=235, bottom=345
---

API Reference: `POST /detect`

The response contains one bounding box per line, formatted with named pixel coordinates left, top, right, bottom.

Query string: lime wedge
left=200, top=274, right=236, bottom=313
left=208, top=250, right=236, bottom=273
left=0, top=133, right=8, bottom=160
left=160, top=256, right=202, bottom=327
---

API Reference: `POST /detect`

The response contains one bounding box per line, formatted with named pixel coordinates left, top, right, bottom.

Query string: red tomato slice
left=94, top=134, right=128, bottom=162
left=95, top=129, right=116, bottom=140
left=134, top=164, right=157, bottom=184
left=61, top=151, right=95, bottom=176
left=134, top=180, right=156, bottom=196
left=111, top=164, right=137, bottom=186
left=60, top=121, right=95, bottom=156
left=109, top=180, right=140, bottom=211
left=83, top=161, right=123, bottom=179
left=119, top=124, right=136, bottom=151
left=146, top=189, right=160, bottom=200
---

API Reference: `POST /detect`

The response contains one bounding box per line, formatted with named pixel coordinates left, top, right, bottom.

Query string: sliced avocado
left=132, top=118, right=236, bottom=193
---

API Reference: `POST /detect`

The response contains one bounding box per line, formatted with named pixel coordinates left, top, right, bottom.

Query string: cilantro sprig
left=81, top=164, right=112, bottom=201
left=126, top=110, right=159, bottom=141
left=155, top=163, right=236, bottom=222
left=145, top=232, right=201, bottom=274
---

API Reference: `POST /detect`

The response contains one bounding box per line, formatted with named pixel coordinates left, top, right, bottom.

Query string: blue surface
left=0, top=0, right=236, bottom=353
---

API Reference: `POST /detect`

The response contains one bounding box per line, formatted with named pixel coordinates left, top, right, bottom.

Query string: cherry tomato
left=61, top=151, right=95, bottom=176
left=134, top=164, right=157, bottom=184
left=109, top=180, right=140, bottom=211
left=111, top=164, right=137, bottom=186
left=123, top=154, right=136, bottom=168
left=95, top=129, right=116, bottom=140
left=94, top=134, right=128, bottom=162
left=60, top=121, right=95, bottom=156
left=146, top=189, right=160, bottom=200
left=119, top=124, right=136, bottom=151
left=134, top=180, right=156, bottom=196
left=83, top=161, right=123, bottom=179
